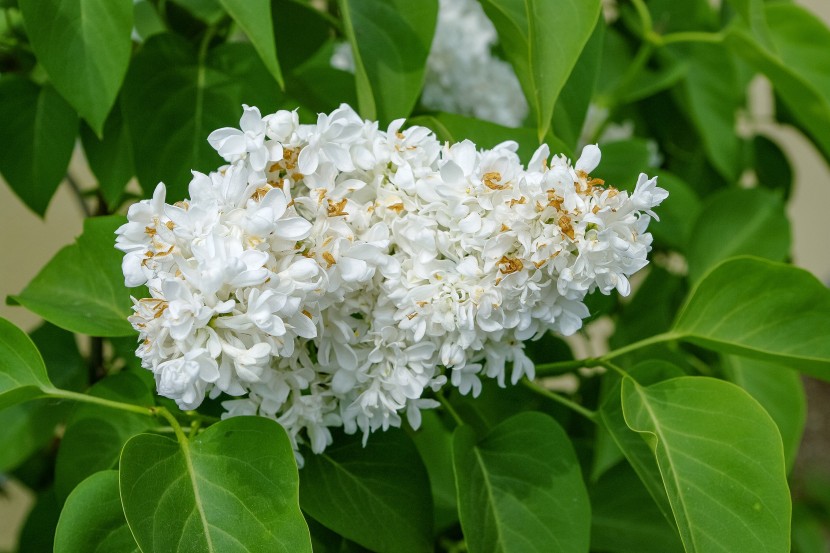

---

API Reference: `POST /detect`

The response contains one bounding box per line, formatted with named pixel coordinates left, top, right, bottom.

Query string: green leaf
left=722, top=355, right=806, bottom=473
left=648, top=171, right=702, bottom=253
left=0, top=77, right=78, bottom=215
left=622, top=376, right=791, bottom=553
left=55, top=372, right=154, bottom=502
left=0, top=323, right=86, bottom=473
left=54, top=471, right=139, bottom=553
left=407, top=112, right=571, bottom=163
left=686, top=188, right=790, bottom=282
left=553, top=19, right=604, bottom=149
left=673, top=257, right=830, bottom=379
left=753, top=134, right=793, bottom=199
left=0, top=317, right=52, bottom=411
left=599, top=361, right=685, bottom=524
left=171, top=0, right=225, bottom=24
left=338, top=0, right=437, bottom=123
left=409, top=410, right=458, bottom=532
left=681, top=43, right=744, bottom=181
left=300, top=429, right=433, bottom=553
left=727, top=4, right=830, bottom=164
left=479, top=0, right=601, bottom=142
left=220, top=0, right=284, bottom=88
left=590, top=463, right=684, bottom=553
left=120, top=416, right=312, bottom=552
left=80, top=103, right=135, bottom=210
left=16, top=489, right=61, bottom=553
left=19, top=0, right=133, bottom=134
left=14, top=216, right=137, bottom=337
left=725, top=0, right=772, bottom=48
left=596, top=139, right=652, bottom=188
left=272, top=0, right=332, bottom=75
left=452, top=412, right=590, bottom=553
left=123, top=34, right=285, bottom=198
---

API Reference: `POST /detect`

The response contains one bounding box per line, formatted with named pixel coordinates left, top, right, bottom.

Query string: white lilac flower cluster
left=116, top=103, right=667, bottom=457
left=331, top=0, right=528, bottom=127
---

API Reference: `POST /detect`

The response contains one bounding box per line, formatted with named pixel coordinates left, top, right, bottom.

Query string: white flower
left=117, top=102, right=665, bottom=457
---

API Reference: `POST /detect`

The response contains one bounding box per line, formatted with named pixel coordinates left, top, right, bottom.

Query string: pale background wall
left=1, top=1, right=829, bottom=548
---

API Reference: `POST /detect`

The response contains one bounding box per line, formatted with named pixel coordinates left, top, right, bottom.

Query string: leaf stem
left=65, top=172, right=92, bottom=218
left=534, top=357, right=599, bottom=377
left=522, top=379, right=597, bottom=423
left=154, top=406, right=189, bottom=444
left=43, top=387, right=154, bottom=417
left=601, top=332, right=678, bottom=361
left=657, top=31, right=725, bottom=46
left=436, top=391, right=463, bottom=427
left=595, top=359, right=629, bottom=378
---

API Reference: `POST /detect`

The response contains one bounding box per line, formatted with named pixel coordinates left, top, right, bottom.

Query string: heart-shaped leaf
left=672, top=257, right=830, bottom=380
left=55, top=373, right=155, bottom=502
left=338, top=0, right=437, bottom=123
left=479, top=0, right=601, bottom=142
left=622, top=376, right=791, bottom=553
left=13, top=216, right=138, bottom=337
left=452, top=411, right=590, bottom=553
left=120, top=416, right=312, bottom=552
left=54, top=471, right=139, bottom=553
left=686, top=188, right=790, bottom=282
left=722, top=355, right=806, bottom=473
left=0, top=77, right=78, bottom=215
left=300, top=429, right=433, bottom=553
left=19, top=0, right=133, bottom=134
left=0, top=317, right=52, bottom=411
left=219, top=0, right=284, bottom=88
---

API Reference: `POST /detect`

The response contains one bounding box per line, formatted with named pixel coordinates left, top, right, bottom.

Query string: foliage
left=0, top=0, right=828, bottom=551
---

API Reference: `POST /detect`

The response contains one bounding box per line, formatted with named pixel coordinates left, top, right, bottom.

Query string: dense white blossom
left=117, top=103, right=666, bottom=459
left=332, top=0, right=528, bottom=127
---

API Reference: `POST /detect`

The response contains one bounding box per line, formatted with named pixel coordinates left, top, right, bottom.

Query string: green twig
left=534, top=357, right=599, bottom=377
left=658, top=31, right=725, bottom=46
left=44, top=387, right=154, bottom=416
left=522, top=379, right=597, bottom=422
left=601, top=332, right=678, bottom=361
left=436, top=391, right=463, bottom=426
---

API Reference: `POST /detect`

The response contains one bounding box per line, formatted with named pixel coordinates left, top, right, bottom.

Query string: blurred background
left=1, top=0, right=829, bottom=550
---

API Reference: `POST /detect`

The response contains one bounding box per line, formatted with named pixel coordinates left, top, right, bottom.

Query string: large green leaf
left=19, top=0, right=132, bottom=135
left=409, top=410, right=458, bottom=532
left=725, top=0, right=771, bottom=48
left=0, top=324, right=85, bottom=472
left=727, top=4, right=830, bottom=163
left=0, top=317, right=52, bottom=411
left=55, top=373, right=154, bottom=502
left=338, top=0, right=437, bottom=123
left=13, top=216, right=137, bottom=337
left=300, top=429, right=433, bottom=553
left=16, top=489, right=62, bottom=553
left=552, top=19, right=604, bottom=149
left=680, top=43, right=744, bottom=181
left=120, top=416, right=312, bottom=552
left=672, top=257, right=830, bottom=379
left=622, top=376, right=791, bottom=553
left=685, top=188, right=790, bottom=282
left=219, top=0, right=283, bottom=88
left=123, top=34, right=285, bottom=198
left=80, top=103, right=135, bottom=210
left=590, top=463, right=684, bottom=553
left=452, top=412, right=590, bottom=553
left=722, top=355, right=806, bottom=473
left=54, top=471, right=139, bottom=553
left=0, top=77, right=78, bottom=215
left=479, top=0, right=601, bottom=142
left=648, top=171, right=701, bottom=253
left=599, top=361, right=685, bottom=525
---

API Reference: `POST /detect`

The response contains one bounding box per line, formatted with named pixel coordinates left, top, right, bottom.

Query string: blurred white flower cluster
left=331, top=0, right=528, bottom=127
left=116, top=103, right=666, bottom=457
